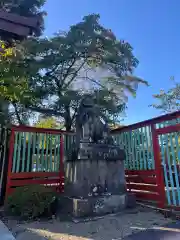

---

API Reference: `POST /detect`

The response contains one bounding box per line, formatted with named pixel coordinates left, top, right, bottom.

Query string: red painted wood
left=126, top=183, right=158, bottom=192
left=11, top=125, right=74, bottom=135
left=111, top=110, right=180, bottom=133
left=156, top=124, right=180, bottom=135
left=10, top=179, right=60, bottom=187
left=151, top=124, right=166, bottom=208
left=126, top=176, right=157, bottom=184
left=134, top=192, right=160, bottom=201
left=10, top=172, right=59, bottom=179
left=5, top=130, right=15, bottom=199
left=125, top=170, right=156, bottom=176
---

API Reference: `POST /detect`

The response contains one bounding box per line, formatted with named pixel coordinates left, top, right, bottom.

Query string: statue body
left=75, top=95, right=114, bottom=148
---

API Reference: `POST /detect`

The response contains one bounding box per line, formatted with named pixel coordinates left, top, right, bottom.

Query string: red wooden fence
left=126, top=170, right=160, bottom=202
left=4, top=110, right=180, bottom=210
left=5, top=125, right=68, bottom=198
left=112, top=110, right=180, bottom=209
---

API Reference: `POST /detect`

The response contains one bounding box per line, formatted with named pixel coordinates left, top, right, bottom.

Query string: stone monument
left=63, top=95, right=131, bottom=218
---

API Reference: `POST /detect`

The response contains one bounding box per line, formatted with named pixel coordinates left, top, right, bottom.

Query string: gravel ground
left=1, top=206, right=173, bottom=240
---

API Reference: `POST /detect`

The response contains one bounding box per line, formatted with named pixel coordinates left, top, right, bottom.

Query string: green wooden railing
left=12, top=131, right=63, bottom=173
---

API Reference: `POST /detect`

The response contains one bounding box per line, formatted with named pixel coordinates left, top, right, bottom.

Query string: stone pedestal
left=59, top=194, right=127, bottom=218
left=63, top=142, right=133, bottom=217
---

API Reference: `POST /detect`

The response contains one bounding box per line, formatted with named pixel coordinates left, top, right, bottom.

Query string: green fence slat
left=144, top=126, right=151, bottom=169
left=126, top=132, right=131, bottom=169
left=169, top=132, right=180, bottom=205
left=133, top=130, right=137, bottom=170
left=123, top=132, right=128, bottom=169
left=12, top=132, right=18, bottom=173
left=36, top=133, right=41, bottom=171
left=16, top=132, right=22, bottom=173
left=57, top=135, right=60, bottom=171
left=49, top=134, right=53, bottom=171
left=175, top=132, right=180, bottom=164
left=141, top=128, right=147, bottom=170
left=53, top=135, right=58, bottom=171
left=26, top=132, right=32, bottom=172
left=131, top=131, right=136, bottom=170
left=21, top=132, right=26, bottom=172
left=159, top=133, right=171, bottom=205
left=45, top=133, right=49, bottom=171
left=177, top=118, right=180, bottom=124
left=126, top=131, right=132, bottom=170
left=32, top=133, right=36, bottom=171
left=63, top=134, right=66, bottom=157
left=133, top=130, right=138, bottom=170
left=136, top=129, right=140, bottom=170
left=149, top=126, right=155, bottom=169
left=40, top=133, right=45, bottom=171
left=138, top=129, right=142, bottom=170
left=164, top=133, right=176, bottom=205
left=121, top=132, right=124, bottom=153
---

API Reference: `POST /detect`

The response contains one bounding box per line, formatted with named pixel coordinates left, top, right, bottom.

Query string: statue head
left=81, top=95, right=94, bottom=108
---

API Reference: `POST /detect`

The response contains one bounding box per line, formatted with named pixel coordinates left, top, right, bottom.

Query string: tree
left=151, top=79, right=180, bottom=113
left=20, top=14, right=148, bottom=130
left=0, top=0, right=47, bottom=125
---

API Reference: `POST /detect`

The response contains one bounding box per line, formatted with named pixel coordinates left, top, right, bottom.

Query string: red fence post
left=151, top=124, right=166, bottom=208
left=5, top=129, right=15, bottom=199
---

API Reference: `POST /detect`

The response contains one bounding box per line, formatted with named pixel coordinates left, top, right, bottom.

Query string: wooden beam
left=0, top=10, right=39, bottom=28
left=0, top=19, right=30, bottom=36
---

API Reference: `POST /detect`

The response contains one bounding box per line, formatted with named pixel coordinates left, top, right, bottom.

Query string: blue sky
left=43, top=0, right=179, bottom=125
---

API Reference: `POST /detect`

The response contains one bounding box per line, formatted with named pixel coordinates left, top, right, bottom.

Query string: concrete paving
left=0, top=220, right=15, bottom=240
left=123, top=221, right=180, bottom=240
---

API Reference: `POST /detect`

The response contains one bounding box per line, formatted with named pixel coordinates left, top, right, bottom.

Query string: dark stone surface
left=76, top=142, right=125, bottom=161
left=65, top=160, right=126, bottom=197
left=58, top=194, right=127, bottom=218
left=123, top=222, right=180, bottom=240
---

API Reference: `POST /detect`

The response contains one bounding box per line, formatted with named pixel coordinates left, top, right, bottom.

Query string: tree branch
left=26, top=106, right=65, bottom=117
left=63, top=59, right=87, bottom=89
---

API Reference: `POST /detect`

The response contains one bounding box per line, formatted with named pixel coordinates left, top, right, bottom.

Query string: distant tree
left=33, top=116, right=64, bottom=149
left=151, top=78, right=180, bottom=113
left=34, top=116, right=62, bottom=129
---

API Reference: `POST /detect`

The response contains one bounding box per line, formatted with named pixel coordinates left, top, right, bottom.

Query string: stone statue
left=64, top=95, right=128, bottom=218
left=75, top=95, right=114, bottom=147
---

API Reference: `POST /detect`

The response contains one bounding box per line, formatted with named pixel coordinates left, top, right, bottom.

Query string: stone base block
left=59, top=194, right=127, bottom=218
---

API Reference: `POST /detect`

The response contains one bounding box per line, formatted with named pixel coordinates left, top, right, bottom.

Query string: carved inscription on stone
left=78, top=143, right=125, bottom=161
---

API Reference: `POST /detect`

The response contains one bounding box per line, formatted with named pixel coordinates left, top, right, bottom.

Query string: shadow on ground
left=123, top=222, right=180, bottom=240
left=8, top=208, right=175, bottom=240
left=14, top=220, right=180, bottom=240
